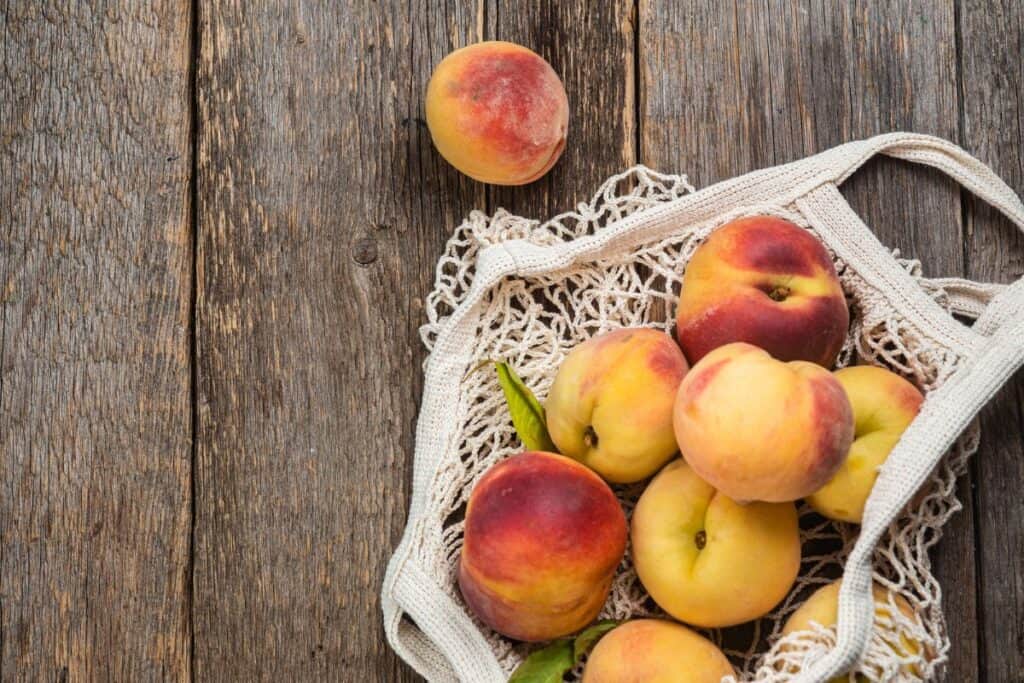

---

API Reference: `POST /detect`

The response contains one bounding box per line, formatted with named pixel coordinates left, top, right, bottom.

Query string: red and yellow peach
left=425, top=41, right=569, bottom=185
left=458, top=451, right=627, bottom=641
left=582, top=619, right=735, bottom=683
left=676, top=216, right=849, bottom=368
left=673, top=343, right=854, bottom=503
left=546, top=328, right=689, bottom=483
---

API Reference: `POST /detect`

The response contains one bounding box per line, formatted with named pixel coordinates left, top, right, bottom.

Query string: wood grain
left=958, top=1, right=1024, bottom=680
left=639, top=1, right=977, bottom=678
left=0, top=1, right=193, bottom=680
left=640, top=0, right=963, bottom=268
left=4, top=1, right=1024, bottom=681
left=192, top=1, right=480, bottom=679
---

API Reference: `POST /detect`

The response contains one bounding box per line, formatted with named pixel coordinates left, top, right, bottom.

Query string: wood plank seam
left=188, top=0, right=201, bottom=680
left=952, top=3, right=986, bottom=678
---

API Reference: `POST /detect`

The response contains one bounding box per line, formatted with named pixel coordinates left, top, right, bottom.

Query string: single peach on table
left=807, top=365, right=924, bottom=523
left=545, top=328, right=689, bottom=483
left=425, top=41, right=569, bottom=185
left=676, top=216, right=849, bottom=368
left=631, top=459, right=801, bottom=628
left=782, top=580, right=931, bottom=680
left=674, top=342, right=854, bottom=503
left=458, top=451, right=626, bottom=642
left=582, top=619, right=735, bottom=683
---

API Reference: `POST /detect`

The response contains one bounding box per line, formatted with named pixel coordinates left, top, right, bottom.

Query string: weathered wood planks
left=0, top=1, right=194, bottom=680
left=2, top=1, right=1022, bottom=681
left=958, top=1, right=1024, bottom=680
left=191, top=1, right=480, bottom=679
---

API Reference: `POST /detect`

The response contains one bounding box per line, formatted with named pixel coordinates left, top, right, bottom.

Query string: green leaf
left=507, top=621, right=621, bottom=683
left=572, top=620, right=620, bottom=660
left=495, top=362, right=557, bottom=452
left=507, top=640, right=573, bottom=683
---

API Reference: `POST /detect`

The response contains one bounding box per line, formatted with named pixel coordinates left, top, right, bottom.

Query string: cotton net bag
left=382, top=133, right=1024, bottom=682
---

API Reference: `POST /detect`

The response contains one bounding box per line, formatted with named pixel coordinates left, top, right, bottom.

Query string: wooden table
left=2, top=1, right=1021, bottom=681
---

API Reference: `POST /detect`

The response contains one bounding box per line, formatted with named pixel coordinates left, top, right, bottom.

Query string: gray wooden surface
left=1, top=1, right=1021, bottom=681
left=1, top=2, right=193, bottom=680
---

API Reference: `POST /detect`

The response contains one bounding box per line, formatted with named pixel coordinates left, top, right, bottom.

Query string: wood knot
left=352, top=236, right=378, bottom=266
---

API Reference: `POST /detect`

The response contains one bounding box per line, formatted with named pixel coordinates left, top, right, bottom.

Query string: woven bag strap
left=922, top=277, right=1007, bottom=319
left=793, top=133, right=1024, bottom=682
left=824, top=133, right=1024, bottom=232
left=798, top=133, right=1024, bottom=350
left=831, top=133, right=1024, bottom=325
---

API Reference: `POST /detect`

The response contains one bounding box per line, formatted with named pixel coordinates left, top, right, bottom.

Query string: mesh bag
left=382, top=133, right=1024, bottom=682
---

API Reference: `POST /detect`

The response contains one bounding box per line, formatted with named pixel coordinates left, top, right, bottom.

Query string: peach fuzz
left=582, top=619, right=735, bottom=683
left=782, top=580, right=931, bottom=680
left=631, top=459, right=800, bottom=628
left=425, top=41, right=569, bottom=185
left=457, top=451, right=626, bottom=642
left=676, top=216, right=849, bottom=368
left=546, top=328, right=689, bottom=483
left=674, top=342, right=854, bottom=503
left=807, top=365, right=924, bottom=523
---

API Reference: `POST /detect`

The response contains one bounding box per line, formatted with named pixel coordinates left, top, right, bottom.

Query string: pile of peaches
left=459, top=217, right=931, bottom=682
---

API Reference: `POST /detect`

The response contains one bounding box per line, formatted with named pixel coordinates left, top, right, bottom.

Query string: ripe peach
left=582, top=619, right=735, bottom=683
left=807, top=366, right=924, bottom=523
left=458, top=451, right=626, bottom=641
left=631, top=459, right=801, bottom=628
left=425, top=41, right=569, bottom=185
left=676, top=216, right=849, bottom=368
left=674, top=343, right=854, bottom=503
left=782, top=581, right=931, bottom=679
left=546, top=328, right=689, bottom=483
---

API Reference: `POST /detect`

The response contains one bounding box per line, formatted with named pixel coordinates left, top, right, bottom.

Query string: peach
left=674, top=343, right=854, bottom=503
left=546, top=328, right=689, bottom=483
left=631, top=459, right=801, bottom=627
left=676, top=216, right=849, bottom=368
left=807, top=366, right=924, bottom=523
left=425, top=41, right=569, bottom=185
left=458, top=451, right=626, bottom=641
left=782, top=580, right=931, bottom=679
left=582, top=619, right=735, bottom=683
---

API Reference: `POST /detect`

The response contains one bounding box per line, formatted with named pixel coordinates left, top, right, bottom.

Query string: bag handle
left=921, top=277, right=1007, bottom=320
left=795, top=133, right=1024, bottom=681
left=803, top=133, right=1024, bottom=339
left=825, top=132, right=1024, bottom=233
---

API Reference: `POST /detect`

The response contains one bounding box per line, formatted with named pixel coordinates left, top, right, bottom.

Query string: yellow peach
left=674, top=342, right=854, bottom=503
left=458, top=451, right=626, bottom=641
left=807, top=366, right=924, bottom=523
left=782, top=581, right=931, bottom=680
left=546, top=328, right=689, bottom=483
left=425, top=41, right=568, bottom=185
left=676, top=216, right=849, bottom=368
left=631, top=459, right=801, bottom=627
left=582, top=619, right=735, bottom=683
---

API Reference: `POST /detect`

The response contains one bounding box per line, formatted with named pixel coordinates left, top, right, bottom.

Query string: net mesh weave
left=414, top=166, right=980, bottom=682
